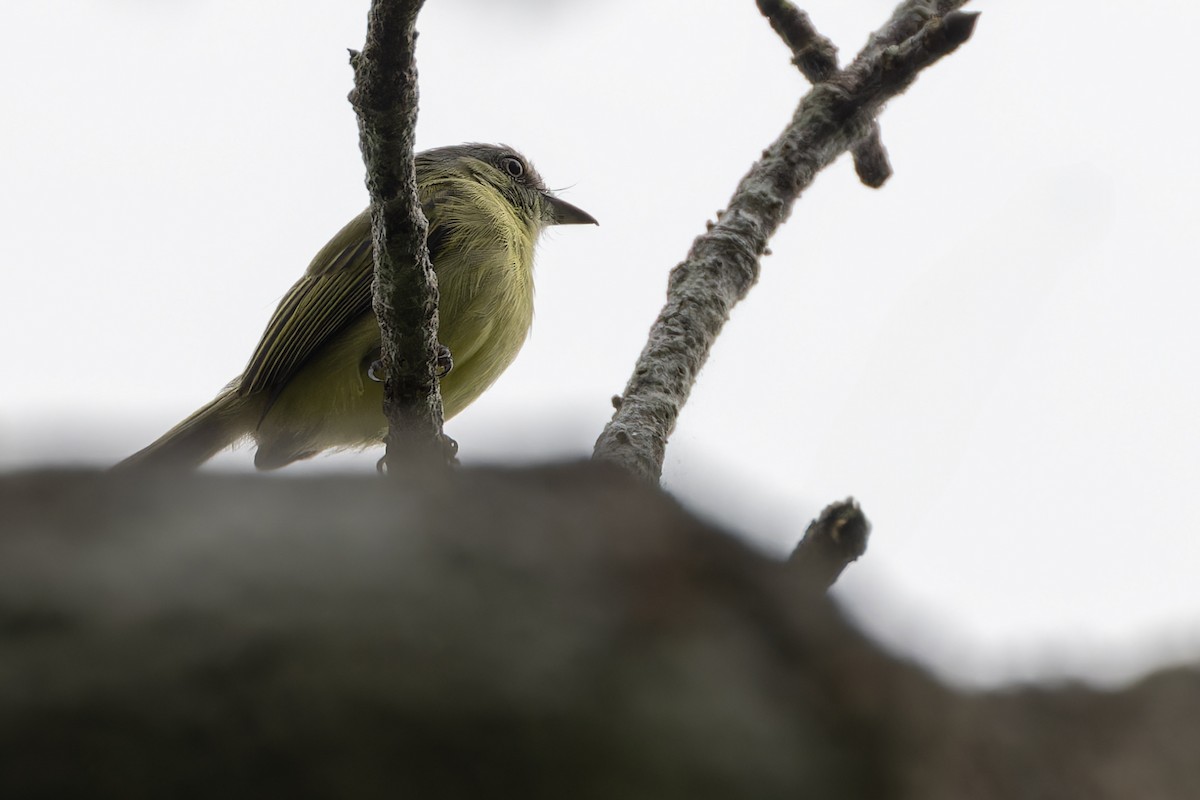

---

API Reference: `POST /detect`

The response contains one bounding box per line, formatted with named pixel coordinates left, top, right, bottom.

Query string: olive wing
left=239, top=211, right=375, bottom=395
left=239, top=203, right=451, bottom=397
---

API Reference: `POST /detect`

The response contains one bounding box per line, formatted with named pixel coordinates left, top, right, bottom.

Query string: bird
left=117, top=143, right=596, bottom=471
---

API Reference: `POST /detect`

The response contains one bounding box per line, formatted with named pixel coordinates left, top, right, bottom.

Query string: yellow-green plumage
left=118, top=144, right=595, bottom=471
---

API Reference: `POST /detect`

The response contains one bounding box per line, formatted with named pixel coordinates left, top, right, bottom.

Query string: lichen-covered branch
left=593, top=5, right=978, bottom=482
left=348, top=0, right=448, bottom=471
left=756, top=0, right=893, bottom=187
left=863, top=0, right=974, bottom=61
left=756, top=0, right=839, bottom=82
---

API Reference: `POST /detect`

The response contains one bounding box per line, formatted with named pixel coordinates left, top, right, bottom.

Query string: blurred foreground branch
left=1, top=468, right=1197, bottom=798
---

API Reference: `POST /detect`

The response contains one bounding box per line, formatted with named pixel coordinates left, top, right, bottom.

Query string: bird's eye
left=501, top=156, right=524, bottom=178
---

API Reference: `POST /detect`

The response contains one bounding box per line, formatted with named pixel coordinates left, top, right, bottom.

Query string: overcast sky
left=3, top=0, right=1198, bottom=687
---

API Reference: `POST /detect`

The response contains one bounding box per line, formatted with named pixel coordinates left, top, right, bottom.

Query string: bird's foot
left=435, top=344, right=453, bottom=378
left=375, top=433, right=459, bottom=474
left=367, top=343, right=452, bottom=383
left=439, top=432, right=460, bottom=466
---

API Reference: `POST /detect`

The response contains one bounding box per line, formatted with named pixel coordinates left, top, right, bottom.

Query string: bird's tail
left=114, top=389, right=247, bottom=471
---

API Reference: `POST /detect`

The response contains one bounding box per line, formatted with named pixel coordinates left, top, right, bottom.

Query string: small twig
left=864, top=0, right=972, bottom=57
left=789, top=498, right=871, bottom=593
left=756, top=0, right=839, bottom=82
left=850, top=131, right=892, bottom=188
left=348, top=0, right=449, bottom=472
left=593, top=8, right=978, bottom=482
left=756, top=0, right=892, bottom=188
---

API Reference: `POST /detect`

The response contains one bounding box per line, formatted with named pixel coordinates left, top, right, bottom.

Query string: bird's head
left=419, top=143, right=597, bottom=231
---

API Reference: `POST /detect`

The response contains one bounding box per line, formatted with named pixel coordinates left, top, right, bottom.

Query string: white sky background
left=2, top=0, right=1198, bottom=688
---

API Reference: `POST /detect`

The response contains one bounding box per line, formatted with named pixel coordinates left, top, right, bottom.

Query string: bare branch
left=593, top=7, right=979, bottom=482
left=756, top=0, right=892, bottom=187
left=756, top=0, right=839, bottom=82
left=789, top=498, right=870, bottom=593
left=348, top=0, right=450, bottom=471
left=850, top=131, right=892, bottom=187
left=867, top=0, right=974, bottom=54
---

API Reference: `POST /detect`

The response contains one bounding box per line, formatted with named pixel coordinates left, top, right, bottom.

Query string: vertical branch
left=348, top=0, right=448, bottom=471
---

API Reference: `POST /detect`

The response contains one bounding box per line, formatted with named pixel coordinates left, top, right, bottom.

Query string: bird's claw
left=367, top=344, right=452, bottom=383
left=435, top=344, right=453, bottom=378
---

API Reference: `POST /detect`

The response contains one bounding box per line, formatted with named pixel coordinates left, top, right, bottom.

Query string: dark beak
left=545, top=194, right=598, bottom=226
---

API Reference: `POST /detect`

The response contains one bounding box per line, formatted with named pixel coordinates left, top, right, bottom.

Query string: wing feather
left=239, top=198, right=452, bottom=397
left=240, top=227, right=374, bottom=395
